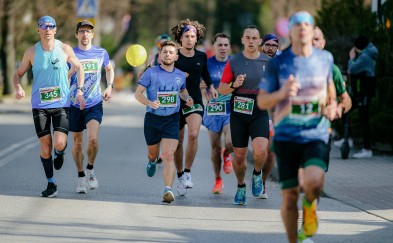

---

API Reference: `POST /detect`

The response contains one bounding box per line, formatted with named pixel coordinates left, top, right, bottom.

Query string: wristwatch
left=77, top=86, right=84, bottom=92
left=107, top=83, right=114, bottom=88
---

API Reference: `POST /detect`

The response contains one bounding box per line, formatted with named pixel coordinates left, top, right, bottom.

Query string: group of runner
left=15, top=11, right=350, bottom=243
left=14, top=17, right=113, bottom=197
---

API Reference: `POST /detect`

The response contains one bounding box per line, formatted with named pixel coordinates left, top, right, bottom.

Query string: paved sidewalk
left=269, top=144, right=393, bottom=221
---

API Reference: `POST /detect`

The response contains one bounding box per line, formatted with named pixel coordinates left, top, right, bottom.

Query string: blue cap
left=38, top=16, right=56, bottom=27
left=262, top=33, right=279, bottom=45
left=288, top=11, right=314, bottom=30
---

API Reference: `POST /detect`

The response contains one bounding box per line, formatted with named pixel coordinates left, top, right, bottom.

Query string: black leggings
left=347, top=96, right=372, bottom=149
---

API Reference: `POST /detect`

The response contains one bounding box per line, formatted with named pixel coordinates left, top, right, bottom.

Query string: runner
left=202, top=33, right=233, bottom=194
left=135, top=41, right=193, bottom=203
left=258, top=11, right=337, bottom=242
left=69, top=20, right=115, bottom=193
left=13, top=16, right=85, bottom=197
left=219, top=25, right=270, bottom=205
left=171, top=19, right=218, bottom=195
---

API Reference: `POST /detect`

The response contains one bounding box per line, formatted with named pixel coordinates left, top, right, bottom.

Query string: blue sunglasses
left=39, top=24, right=56, bottom=30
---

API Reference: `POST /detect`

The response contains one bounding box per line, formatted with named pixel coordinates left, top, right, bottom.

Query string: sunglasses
left=78, top=29, right=93, bottom=34
left=39, top=24, right=56, bottom=30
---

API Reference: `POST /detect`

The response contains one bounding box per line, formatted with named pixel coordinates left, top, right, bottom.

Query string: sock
left=47, top=177, right=55, bottom=183
left=303, top=196, right=313, bottom=207
left=86, top=164, right=93, bottom=170
left=216, top=176, right=222, bottom=180
left=177, top=172, right=184, bottom=178
left=78, top=171, right=86, bottom=177
left=237, top=183, right=246, bottom=188
left=253, top=169, right=261, bottom=175
left=41, top=156, right=54, bottom=179
left=165, top=186, right=171, bottom=190
left=184, top=168, right=191, bottom=173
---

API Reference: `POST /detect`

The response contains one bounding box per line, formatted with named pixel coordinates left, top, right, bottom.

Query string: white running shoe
left=176, top=176, right=187, bottom=196
left=333, top=138, right=353, bottom=147
left=162, top=188, right=175, bottom=204
left=76, top=177, right=87, bottom=193
left=353, top=149, right=373, bottom=159
left=183, top=172, right=193, bottom=188
left=85, top=169, right=99, bottom=189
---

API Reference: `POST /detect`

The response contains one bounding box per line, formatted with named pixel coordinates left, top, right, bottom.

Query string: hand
left=15, top=88, right=26, bottom=100
left=200, top=81, right=207, bottom=90
left=75, top=92, right=85, bottom=110
left=335, top=104, right=344, bottom=119
left=103, top=87, right=112, bottom=101
left=326, top=101, right=337, bottom=121
left=233, top=74, right=246, bottom=88
left=185, top=96, right=194, bottom=107
left=209, top=85, right=218, bottom=99
left=149, top=100, right=160, bottom=109
left=280, top=74, right=300, bottom=98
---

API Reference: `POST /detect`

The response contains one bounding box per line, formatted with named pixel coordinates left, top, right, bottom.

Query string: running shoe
left=353, top=149, right=373, bottom=159
left=85, top=169, right=99, bottom=189
left=162, top=188, right=175, bottom=204
left=301, top=197, right=318, bottom=237
left=333, top=138, right=353, bottom=148
left=211, top=178, right=223, bottom=194
left=41, top=182, right=58, bottom=198
left=233, top=186, right=246, bottom=205
left=76, top=177, right=87, bottom=193
left=146, top=160, right=157, bottom=177
left=176, top=176, right=187, bottom=196
left=251, top=173, right=264, bottom=198
left=183, top=172, right=193, bottom=188
left=53, top=152, right=64, bottom=170
left=222, top=148, right=233, bottom=174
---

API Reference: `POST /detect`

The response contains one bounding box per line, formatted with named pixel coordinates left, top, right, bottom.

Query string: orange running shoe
left=222, top=148, right=233, bottom=174
left=211, top=178, right=223, bottom=194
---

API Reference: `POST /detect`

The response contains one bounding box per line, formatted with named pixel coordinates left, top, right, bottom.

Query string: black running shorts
left=32, top=107, right=69, bottom=138
left=144, top=112, right=180, bottom=145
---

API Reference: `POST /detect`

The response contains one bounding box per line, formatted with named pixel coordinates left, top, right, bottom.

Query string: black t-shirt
left=175, top=49, right=212, bottom=104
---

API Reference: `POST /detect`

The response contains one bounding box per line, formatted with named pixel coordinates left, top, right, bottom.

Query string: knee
left=41, top=145, right=52, bottom=157
left=54, top=140, right=67, bottom=151
left=162, top=150, right=174, bottom=162
left=303, top=176, right=324, bottom=195
left=234, top=152, right=247, bottom=164
left=88, top=137, right=99, bottom=149
left=188, top=130, right=199, bottom=142
left=212, top=144, right=222, bottom=156
left=253, top=149, right=267, bottom=162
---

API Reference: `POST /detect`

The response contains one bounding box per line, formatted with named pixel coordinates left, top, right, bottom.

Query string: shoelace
left=253, top=176, right=262, bottom=188
left=236, top=188, right=246, bottom=199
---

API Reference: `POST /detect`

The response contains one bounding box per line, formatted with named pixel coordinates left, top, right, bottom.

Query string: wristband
left=229, top=82, right=234, bottom=89
left=77, top=86, right=84, bottom=92
left=107, top=83, right=114, bottom=88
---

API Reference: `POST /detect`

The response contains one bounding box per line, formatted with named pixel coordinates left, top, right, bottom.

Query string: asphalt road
left=0, top=98, right=392, bottom=242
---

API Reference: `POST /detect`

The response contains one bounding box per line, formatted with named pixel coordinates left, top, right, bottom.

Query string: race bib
left=182, top=104, right=203, bottom=115
left=40, top=86, right=61, bottom=103
left=157, top=91, right=177, bottom=107
left=233, top=96, right=254, bottom=115
left=81, top=59, right=99, bottom=74
left=290, top=96, right=321, bottom=119
left=207, top=102, right=226, bottom=115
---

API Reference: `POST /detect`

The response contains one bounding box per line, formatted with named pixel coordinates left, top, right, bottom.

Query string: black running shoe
left=53, top=152, right=64, bottom=170
left=41, top=182, right=58, bottom=197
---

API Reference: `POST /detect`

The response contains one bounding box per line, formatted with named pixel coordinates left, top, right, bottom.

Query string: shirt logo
left=175, top=77, right=181, bottom=85
left=51, top=58, right=59, bottom=65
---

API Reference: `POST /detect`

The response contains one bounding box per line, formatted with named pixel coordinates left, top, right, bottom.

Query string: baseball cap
left=76, top=20, right=94, bottom=33
left=288, top=11, right=315, bottom=30
left=262, top=33, right=279, bottom=45
left=38, top=16, right=56, bottom=27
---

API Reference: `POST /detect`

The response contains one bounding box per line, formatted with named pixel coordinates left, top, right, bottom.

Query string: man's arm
left=63, top=44, right=85, bottom=109
left=180, top=88, right=194, bottom=107
left=103, top=62, right=115, bottom=101
left=135, top=84, right=159, bottom=109
left=13, top=47, right=33, bottom=99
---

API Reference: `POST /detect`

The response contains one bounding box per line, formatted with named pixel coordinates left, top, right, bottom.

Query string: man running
left=69, top=20, right=115, bottom=193
left=261, top=33, right=280, bottom=58
left=219, top=25, right=270, bottom=205
left=135, top=41, right=193, bottom=203
left=202, top=33, right=233, bottom=194
left=13, top=16, right=85, bottom=197
left=258, top=11, right=337, bottom=242
left=171, top=19, right=217, bottom=195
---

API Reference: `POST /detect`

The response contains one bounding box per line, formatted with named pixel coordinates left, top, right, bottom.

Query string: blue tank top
left=138, top=65, right=186, bottom=116
left=207, top=56, right=231, bottom=103
left=70, top=46, right=110, bottom=108
left=32, top=40, right=70, bottom=108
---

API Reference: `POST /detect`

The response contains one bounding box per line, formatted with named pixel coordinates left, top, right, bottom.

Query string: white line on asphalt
left=0, top=136, right=38, bottom=168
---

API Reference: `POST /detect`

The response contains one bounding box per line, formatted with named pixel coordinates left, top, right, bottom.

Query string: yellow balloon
left=126, top=44, right=147, bottom=67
